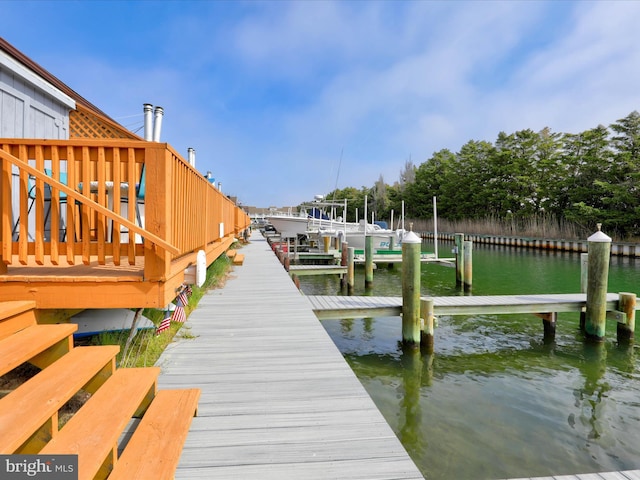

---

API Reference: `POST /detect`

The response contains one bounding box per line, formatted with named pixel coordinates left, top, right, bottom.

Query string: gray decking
left=156, top=232, right=424, bottom=479
left=306, top=293, right=630, bottom=320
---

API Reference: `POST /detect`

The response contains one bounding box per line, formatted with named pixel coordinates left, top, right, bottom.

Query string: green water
left=299, top=242, right=640, bottom=480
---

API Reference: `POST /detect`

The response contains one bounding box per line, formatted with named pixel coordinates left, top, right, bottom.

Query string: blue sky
left=3, top=0, right=640, bottom=208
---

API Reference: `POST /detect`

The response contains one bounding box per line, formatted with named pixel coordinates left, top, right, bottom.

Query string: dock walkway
left=156, top=232, right=424, bottom=479
left=306, top=293, right=633, bottom=320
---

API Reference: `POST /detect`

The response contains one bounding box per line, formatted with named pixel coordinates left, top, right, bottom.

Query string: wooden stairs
left=0, top=301, right=200, bottom=480
left=226, top=248, right=245, bottom=266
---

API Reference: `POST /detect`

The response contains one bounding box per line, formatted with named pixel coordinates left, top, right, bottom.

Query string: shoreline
left=419, top=231, right=640, bottom=257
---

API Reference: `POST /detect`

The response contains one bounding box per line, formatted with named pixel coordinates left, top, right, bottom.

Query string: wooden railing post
left=144, top=145, right=172, bottom=282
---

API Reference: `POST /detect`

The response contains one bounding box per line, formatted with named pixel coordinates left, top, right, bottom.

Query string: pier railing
left=0, top=138, right=250, bottom=283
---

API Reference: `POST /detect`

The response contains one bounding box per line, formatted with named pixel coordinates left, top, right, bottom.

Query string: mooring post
left=584, top=224, right=612, bottom=342
left=617, top=292, right=636, bottom=343
left=420, top=298, right=435, bottom=353
left=454, top=233, right=465, bottom=286
left=365, top=235, right=374, bottom=288
left=323, top=235, right=331, bottom=253
left=463, top=240, right=473, bottom=291
left=341, top=241, right=348, bottom=266
left=402, top=229, right=422, bottom=346
left=580, top=253, right=588, bottom=293
left=347, top=246, right=355, bottom=294
left=340, top=242, right=348, bottom=289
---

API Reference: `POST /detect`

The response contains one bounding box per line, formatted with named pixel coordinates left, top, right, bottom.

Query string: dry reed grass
left=406, top=215, right=590, bottom=240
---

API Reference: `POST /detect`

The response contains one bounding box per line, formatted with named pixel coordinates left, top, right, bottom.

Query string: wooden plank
left=0, top=301, right=36, bottom=340
left=0, top=323, right=76, bottom=375
left=0, top=345, right=119, bottom=454
left=40, top=367, right=160, bottom=480
left=288, top=265, right=347, bottom=276
left=109, top=388, right=200, bottom=480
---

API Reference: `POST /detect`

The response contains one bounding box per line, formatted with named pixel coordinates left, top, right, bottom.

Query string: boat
left=315, top=220, right=406, bottom=251
left=266, top=196, right=350, bottom=237
left=70, top=308, right=155, bottom=338
left=268, top=195, right=407, bottom=250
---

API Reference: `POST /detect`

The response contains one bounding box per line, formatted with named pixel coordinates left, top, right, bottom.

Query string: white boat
left=316, top=220, right=406, bottom=251
left=266, top=196, right=351, bottom=237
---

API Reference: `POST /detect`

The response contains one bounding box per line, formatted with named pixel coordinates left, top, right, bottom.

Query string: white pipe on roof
left=143, top=103, right=153, bottom=141
left=152, top=106, right=164, bottom=141
left=188, top=147, right=195, bottom=167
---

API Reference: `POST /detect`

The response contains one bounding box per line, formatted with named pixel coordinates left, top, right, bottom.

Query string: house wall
left=0, top=67, right=70, bottom=139
left=0, top=50, right=75, bottom=140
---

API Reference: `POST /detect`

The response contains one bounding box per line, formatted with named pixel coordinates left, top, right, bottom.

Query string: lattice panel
left=70, top=108, right=139, bottom=140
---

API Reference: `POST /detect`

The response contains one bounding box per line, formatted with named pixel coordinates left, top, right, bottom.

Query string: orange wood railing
left=0, top=139, right=250, bottom=280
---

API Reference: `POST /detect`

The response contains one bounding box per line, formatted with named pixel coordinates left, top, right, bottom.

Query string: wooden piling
left=463, top=240, right=473, bottom=291
left=341, top=242, right=348, bottom=266
left=347, top=247, right=355, bottom=294
left=454, top=233, right=464, bottom=286
left=617, top=292, right=636, bottom=343
left=420, top=298, right=434, bottom=353
left=580, top=253, right=588, bottom=293
left=365, top=235, right=374, bottom=288
left=340, top=242, right=348, bottom=290
left=323, top=235, right=331, bottom=253
left=584, top=225, right=612, bottom=342
left=402, top=231, right=422, bottom=346
left=538, top=312, right=557, bottom=343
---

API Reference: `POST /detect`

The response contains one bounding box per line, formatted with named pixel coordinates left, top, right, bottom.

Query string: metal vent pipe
left=143, top=103, right=153, bottom=141
left=187, top=147, right=196, bottom=166
left=152, top=106, right=164, bottom=142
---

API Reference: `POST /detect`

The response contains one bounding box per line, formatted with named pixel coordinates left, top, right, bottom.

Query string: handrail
left=0, top=148, right=179, bottom=255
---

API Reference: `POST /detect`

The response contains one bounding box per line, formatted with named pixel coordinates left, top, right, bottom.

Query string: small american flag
left=156, top=309, right=171, bottom=335
left=177, top=291, right=189, bottom=308
left=171, top=305, right=187, bottom=323
left=185, top=285, right=193, bottom=297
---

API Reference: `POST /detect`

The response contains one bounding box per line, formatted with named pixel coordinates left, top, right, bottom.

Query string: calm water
left=299, top=241, right=640, bottom=480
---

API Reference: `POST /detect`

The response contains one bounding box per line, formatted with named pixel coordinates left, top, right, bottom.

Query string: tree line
left=323, top=110, right=640, bottom=240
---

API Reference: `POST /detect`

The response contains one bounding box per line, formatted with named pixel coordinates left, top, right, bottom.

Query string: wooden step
left=0, top=345, right=119, bottom=454
left=0, top=301, right=37, bottom=340
left=40, top=367, right=160, bottom=480
left=233, top=253, right=245, bottom=265
left=0, top=323, right=77, bottom=376
left=226, top=248, right=237, bottom=259
left=109, top=388, right=200, bottom=480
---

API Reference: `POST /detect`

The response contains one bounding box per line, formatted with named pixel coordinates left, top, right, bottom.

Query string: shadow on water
left=303, top=242, right=640, bottom=479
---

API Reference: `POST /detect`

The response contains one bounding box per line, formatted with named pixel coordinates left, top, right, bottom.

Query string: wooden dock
left=288, top=264, right=348, bottom=276
left=306, top=293, right=636, bottom=320
left=155, top=232, right=424, bottom=479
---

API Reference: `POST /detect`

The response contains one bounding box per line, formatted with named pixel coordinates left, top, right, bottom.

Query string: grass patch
left=89, top=250, right=236, bottom=368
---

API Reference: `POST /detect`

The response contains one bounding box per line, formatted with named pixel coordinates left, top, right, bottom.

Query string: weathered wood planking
left=288, top=264, right=348, bottom=276
left=306, top=293, right=634, bottom=320
left=156, top=232, right=424, bottom=480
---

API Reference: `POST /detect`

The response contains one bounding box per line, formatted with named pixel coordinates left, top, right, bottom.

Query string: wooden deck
left=306, top=293, right=635, bottom=320
left=155, top=232, right=424, bottom=480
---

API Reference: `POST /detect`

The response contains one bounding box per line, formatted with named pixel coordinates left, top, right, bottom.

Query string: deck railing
left=0, top=138, right=250, bottom=281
